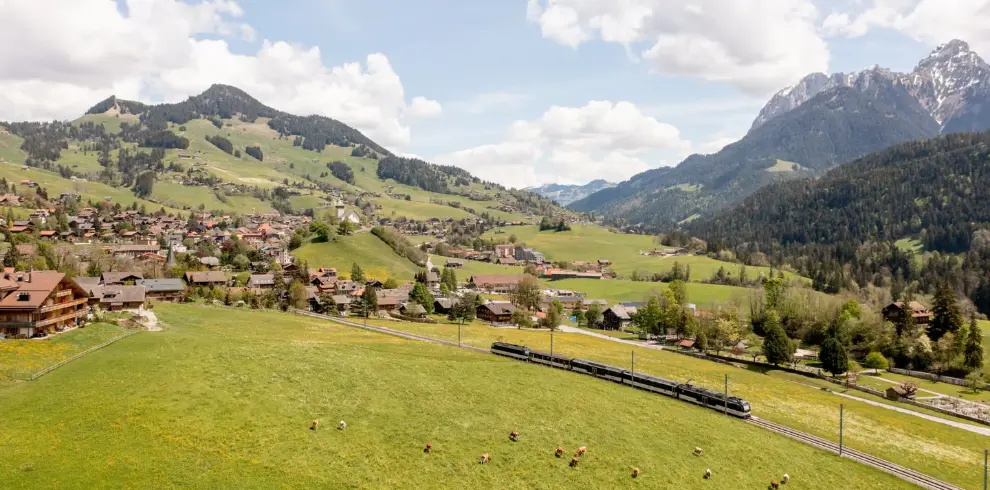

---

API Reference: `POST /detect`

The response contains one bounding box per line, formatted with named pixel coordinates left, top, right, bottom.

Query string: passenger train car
left=490, top=342, right=751, bottom=418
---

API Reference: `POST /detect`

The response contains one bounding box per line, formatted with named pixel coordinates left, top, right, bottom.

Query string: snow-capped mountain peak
left=750, top=39, right=990, bottom=132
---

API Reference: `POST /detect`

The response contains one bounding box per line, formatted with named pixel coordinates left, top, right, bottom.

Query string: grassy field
left=487, top=225, right=805, bottom=283
left=367, top=317, right=990, bottom=489
left=0, top=304, right=910, bottom=488
left=0, top=323, right=129, bottom=390
left=859, top=371, right=990, bottom=403
left=292, top=234, right=421, bottom=281
left=549, top=278, right=753, bottom=309
left=766, top=159, right=803, bottom=172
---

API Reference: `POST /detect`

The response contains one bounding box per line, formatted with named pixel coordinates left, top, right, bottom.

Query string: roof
left=101, top=271, right=144, bottom=284
left=247, top=274, right=275, bottom=287
left=98, top=285, right=147, bottom=305
left=480, top=302, right=516, bottom=315
left=110, top=244, right=161, bottom=253
left=184, top=271, right=227, bottom=284
left=470, top=275, right=526, bottom=287
left=136, top=279, right=185, bottom=293
left=0, top=271, right=86, bottom=310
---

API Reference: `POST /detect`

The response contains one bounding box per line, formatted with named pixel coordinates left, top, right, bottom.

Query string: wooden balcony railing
left=39, top=298, right=87, bottom=314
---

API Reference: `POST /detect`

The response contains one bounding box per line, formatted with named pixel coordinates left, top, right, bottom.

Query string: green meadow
left=0, top=304, right=910, bottom=489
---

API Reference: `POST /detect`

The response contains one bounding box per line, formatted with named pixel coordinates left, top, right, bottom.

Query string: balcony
left=38, top=298, right=87, bottom=314
left=35, top=310, right=86, bottom=328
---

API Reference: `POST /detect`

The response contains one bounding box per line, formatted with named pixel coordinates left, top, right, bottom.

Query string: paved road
left=556, top=326, right=666, bottom=351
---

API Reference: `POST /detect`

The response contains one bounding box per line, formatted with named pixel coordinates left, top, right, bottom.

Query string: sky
left=2, top=0, right=989, bottom=189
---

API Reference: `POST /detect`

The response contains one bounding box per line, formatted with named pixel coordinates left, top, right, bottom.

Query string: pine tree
left=964, top=315, right=984, bottom=372
left=410, top=282, right=435, bottom=314
left=762, top=311, right=793, bottom=366
left=930, top=281, right=963, bottom=341
left=819, top=337, right=849, bottom=376
left=351, top=262, right=365, bottom=283
left=359, top=286, right=377, bottom=318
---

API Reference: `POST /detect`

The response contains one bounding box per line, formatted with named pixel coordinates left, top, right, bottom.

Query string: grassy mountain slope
left=0, top=85, right=565, bottom=222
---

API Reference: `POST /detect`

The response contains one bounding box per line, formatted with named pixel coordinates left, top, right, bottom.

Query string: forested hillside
left=689, top=131, right=990, bottom=313
left=571, top=85, right=939, bottom=228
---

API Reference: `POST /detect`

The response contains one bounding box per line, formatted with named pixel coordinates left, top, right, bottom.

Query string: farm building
left=477, top=302, right=516, bottom=323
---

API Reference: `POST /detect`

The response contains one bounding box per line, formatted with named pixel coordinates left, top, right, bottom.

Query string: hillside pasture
left=0, top=322, right=128, bottom=390
left=370, top=316, right=990, bottom=490
left=486, top=225, right=805, bottom=283
left=0, top=304, right=910, bottom=489
left=548, top=278, right=753, bottom=309
left=292, top=233, right=421, bottom=281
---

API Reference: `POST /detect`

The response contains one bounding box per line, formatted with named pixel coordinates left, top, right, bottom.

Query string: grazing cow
left=509, top=431, right=519, bottom=442
left=479, top=453, right=491, bottom=464
left=424, top=443, right=432, bottom=454
left=569, top=457, right=580, bottom=468
left=704, top=469, right=712, bottom=479
left=575, top=446, right=587, bottom=457
left=338, top=420, right=347, bottom=431
left=693, top=447, right=703, bottom=456
left=782, top=474, right=790, bottom=484
left=770, top=481, right=780, bottom=490
left=310, top=419, right=319, bottom=431
left=631, top=468, right=640, bottom=478
left=555, top=447, right=564, bottom=458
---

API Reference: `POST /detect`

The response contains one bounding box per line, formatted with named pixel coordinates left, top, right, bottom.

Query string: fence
left=888, top=367, right=990, bottom=390
left=28, top=329, right=142, bottom=381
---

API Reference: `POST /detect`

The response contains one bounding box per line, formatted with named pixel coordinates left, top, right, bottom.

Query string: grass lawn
left=485, top=225, right=806, bottom=284
left=433, top=256, right=525, bottom=279
left=0, top=323, right=129, bottom=390
left=0, top=304, right=909, bottom=488
left=365, top=317, right=989, bottom=489
left=292, top=234, right=420, bottom=281
left=374, top=197, right=476, bottom=220
left=549, top=278, right=754, bottom=310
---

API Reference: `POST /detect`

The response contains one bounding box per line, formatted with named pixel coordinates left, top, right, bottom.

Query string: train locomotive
left=491, top=342, right=752, bottom=418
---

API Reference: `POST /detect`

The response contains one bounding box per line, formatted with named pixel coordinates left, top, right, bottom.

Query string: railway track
left=748, top=416, right=963, bottom=490
left=293, top=309, right=964, bottom=490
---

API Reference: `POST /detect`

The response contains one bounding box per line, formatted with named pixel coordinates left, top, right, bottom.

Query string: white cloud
left=0, top=0, right=437, bottom=149
left=526, top=0, right=830, bottom=95
left=822, top=0, right=990, bottom=54
left=435, top=100, right=690, bottom=189
left=406, top=96, right=443, bottom=119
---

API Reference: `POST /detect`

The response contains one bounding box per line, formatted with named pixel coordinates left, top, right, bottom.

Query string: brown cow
left=555, top=447, right=564, bottom=458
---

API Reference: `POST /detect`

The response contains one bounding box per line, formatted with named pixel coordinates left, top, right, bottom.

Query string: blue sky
left=2, top=0, right=984, bottom=188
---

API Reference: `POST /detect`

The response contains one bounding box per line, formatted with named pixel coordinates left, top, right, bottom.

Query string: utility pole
left=458, top=321, right=461, bottom=347
left=550, top=330, right=554, bottom=360
left=631, top=351, right=635, bottom=382
left=724, top=374, right=728, bottom=416
left=984, top=448, right=987, bottom=490
left=839, top=404, right=844, bottom=457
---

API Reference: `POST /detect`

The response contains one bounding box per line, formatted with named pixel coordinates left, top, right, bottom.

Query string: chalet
left=38, top=230, right=57, bottom=240
left=469, top=274, right=526, bottom=293
left=90, top=285, right=147, bottom=311
left=15, top=244, right=36, bottom=258
left=434, top=298, right=455, bottom=315
left=603, top=304, right=639, bottom=331
left=882, top=301, right=933, bottom=325
left=137, top=279, right=185, bottom=302
left=184, top=271, right=227, bottom=287
left=247, top=274, right=275, bottom=289
left=335, top=280, right=361, bottom=294
left=545, top=269, right=603, bottom=281
left=0, top=271, right=89, bottom=338
left=425, top=271, right=441, bottom=288
left=495, top=257, right=519, bottom=266
left=375, top=295, right=401, bottom=312
left=400, top=303, right=427, bottom=318
left=444, top=258, right=465, bottom=269
left=477, top=302, right=516, bottom=323
left=100, top=272, right=144, bottom=285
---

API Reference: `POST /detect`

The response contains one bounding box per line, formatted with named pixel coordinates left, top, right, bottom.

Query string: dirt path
left=557, top=326, right=666, bottom=351
left=133, top=309, right=161, bottom=331
left=828, top=390, right=990, bottom=436
left=862, top=374, right=944, bottom=397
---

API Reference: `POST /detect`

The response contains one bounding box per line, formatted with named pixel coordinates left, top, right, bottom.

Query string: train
left=491, top=341, right=752, bottom=418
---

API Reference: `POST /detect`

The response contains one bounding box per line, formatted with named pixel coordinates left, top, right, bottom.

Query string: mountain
left=688, top=131, right=990, bottom=252
left=569, top=83, right=939, bottom=227
left=751, top=40, right=990, bottom=133
left=571, top=40, right=990, bottom=229
left=685, top=131, right=990, bottom=311
left=0, top=85, right=566, bottom=221
left=526, top=179, right=615, bottom=205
